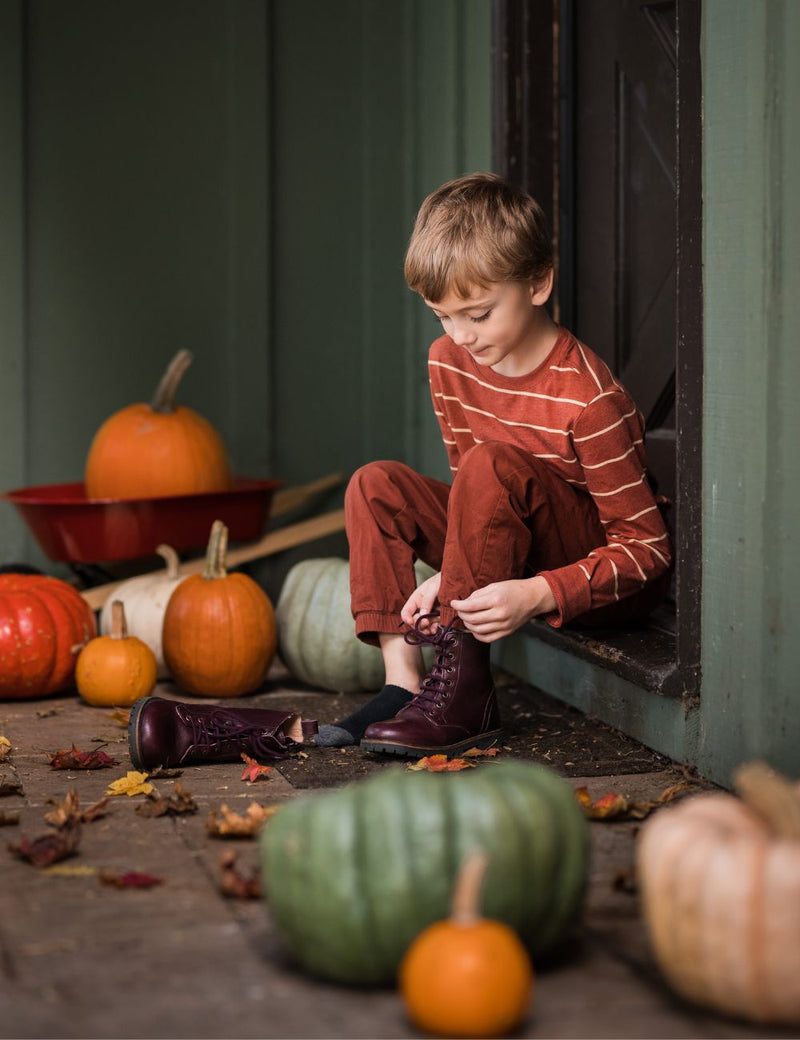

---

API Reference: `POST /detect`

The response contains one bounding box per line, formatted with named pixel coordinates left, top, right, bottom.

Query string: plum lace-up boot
left=128, top=697, right=318, bottom=771
left=360, top=614, right=501, bottom=758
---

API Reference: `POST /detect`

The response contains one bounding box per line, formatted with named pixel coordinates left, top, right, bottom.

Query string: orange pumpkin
left=85, top=350, right=231, bottom=500
left=162, top=520, right=276, bottom=697
left=75, top=600, right=157, bottom=707
left=0, top=574, right=96, bottom=699
left=400, top=850, right=534, bottom=1038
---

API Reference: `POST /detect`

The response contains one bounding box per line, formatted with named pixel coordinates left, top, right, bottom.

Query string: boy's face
left=424, top=279, right=552, bottom=374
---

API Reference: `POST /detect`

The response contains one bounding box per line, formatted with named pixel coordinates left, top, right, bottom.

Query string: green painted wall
left=0, top=0, right=490, bottom=571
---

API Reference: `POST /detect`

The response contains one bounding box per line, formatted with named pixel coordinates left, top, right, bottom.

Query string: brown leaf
left=218, top=850, right=262, bottom=899
left=147, top=765, right=184, bottom=779
left=0, top=811, right=20, bottom=827
left=0, top=775, right=24, bottom=798
left=612, top=867, right=637, bottom=894
left=576, top=780, right=699, bottom=822
left=206, top=802, right=279, bottom=838
left=48, top=744, right=118, bottom=770
left=8, top=819, right=81, bottom=867
left=407, top=755, right=476, bottom=772
left=44, top=789, right=110, bottom=827
left=135, top=783, right=197, bottom=818
left=99, top=869, right=163, bottom=889
left=35, top=708, right=58, bottom=718
left=462, top=746, right=500, bottom=758
left=107, top=707, right=131, bottom=728
left=240, top=754, right=273, bottom=783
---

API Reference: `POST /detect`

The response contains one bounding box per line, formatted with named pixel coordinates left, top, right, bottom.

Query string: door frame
left=492, top=0, right=702, bottom=701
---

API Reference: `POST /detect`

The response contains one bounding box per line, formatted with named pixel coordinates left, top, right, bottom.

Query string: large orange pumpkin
left=162, top=520, right=276, bottom=697
left=0, top=574, right=96, bottom=699
left=84, top=350, right=232, bottom=500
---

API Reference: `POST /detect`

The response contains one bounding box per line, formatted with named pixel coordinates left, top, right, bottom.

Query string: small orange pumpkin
left=75, top=601, right=157, bottom=707
left=162, top=520, right=276, bottom=698
left=85, top=350, right=231, bottom=500
left=400, top=850, right=534, bottom=1038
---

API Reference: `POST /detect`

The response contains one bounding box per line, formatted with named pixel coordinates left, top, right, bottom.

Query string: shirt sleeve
left=538, top=390, right=672, bottom=626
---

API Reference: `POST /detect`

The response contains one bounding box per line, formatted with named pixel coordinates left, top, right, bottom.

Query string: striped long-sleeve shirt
left=428, top=327, right=672, bottom=626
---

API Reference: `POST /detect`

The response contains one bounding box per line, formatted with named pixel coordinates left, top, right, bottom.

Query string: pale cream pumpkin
left=637, top=761, right=800, bottom=1025
left=99, top=544, right=185, bottom=678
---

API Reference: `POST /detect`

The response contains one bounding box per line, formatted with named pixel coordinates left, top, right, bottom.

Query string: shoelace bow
left=403, top=612, right=459, bottom=711
left=178, top=705, right=294, bottom=760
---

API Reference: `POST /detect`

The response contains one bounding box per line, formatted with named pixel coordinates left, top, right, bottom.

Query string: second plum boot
left=360, top=617, right=501, bottom=758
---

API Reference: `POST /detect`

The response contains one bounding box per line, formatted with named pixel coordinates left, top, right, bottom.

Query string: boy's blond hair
left=404, top=172, right=553, bottom=302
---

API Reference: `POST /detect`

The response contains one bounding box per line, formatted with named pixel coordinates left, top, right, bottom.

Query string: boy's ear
left=529, top=269, right=554, bottom=306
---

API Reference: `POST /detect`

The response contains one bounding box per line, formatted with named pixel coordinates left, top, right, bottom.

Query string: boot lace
left=176, top=705, right=295, bottom=761
left=403, top=613, right=459, bottom=716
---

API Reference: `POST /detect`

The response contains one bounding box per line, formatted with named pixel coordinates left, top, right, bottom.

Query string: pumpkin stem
left=150, top=350, right=193, bottom=413
left=110, top=600, right=128, bottom=639
left=202, top=520, right=228, bottom=580
left=155, top=544, right=180, bottom=580
left=451, top=849, right=489, bottom=925
left=733, top=760, right=800, bottom=840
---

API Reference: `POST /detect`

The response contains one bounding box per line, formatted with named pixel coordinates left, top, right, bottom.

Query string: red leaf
left=240, top=754, right=272, bottom=783
left=8, top=819, right=81, bottom=867
left=407, top=755, right=476, bottom=772
left=99, top=869, right=164, bottom=889
left=48, top=744, right=118, bottom=770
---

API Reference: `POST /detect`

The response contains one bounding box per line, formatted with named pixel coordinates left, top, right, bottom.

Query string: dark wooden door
left=573, top=0, right=677, bottom=507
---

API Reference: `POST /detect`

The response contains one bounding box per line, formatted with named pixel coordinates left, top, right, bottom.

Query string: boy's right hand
left=401, top=571, right=442, bottom=629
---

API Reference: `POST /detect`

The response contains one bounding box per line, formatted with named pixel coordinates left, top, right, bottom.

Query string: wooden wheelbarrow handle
left=81, top=474, right=346, bottom=611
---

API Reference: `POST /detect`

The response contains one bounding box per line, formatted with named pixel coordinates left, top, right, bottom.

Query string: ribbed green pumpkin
left=275, top=557, right=433, bottom=693
left=260, top=761, right=590, bottom=985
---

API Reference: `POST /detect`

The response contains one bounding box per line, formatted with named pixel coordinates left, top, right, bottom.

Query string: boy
left=316, top=173, right=671, bottom=757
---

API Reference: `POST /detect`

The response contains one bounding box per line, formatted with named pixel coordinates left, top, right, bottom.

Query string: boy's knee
left=456, top=441, right=538, bottom=483
left=346, top=460, right=413, bottom=506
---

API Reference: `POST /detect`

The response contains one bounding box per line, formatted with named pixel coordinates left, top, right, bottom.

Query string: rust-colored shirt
left=428, top=327, right=672, bottom=625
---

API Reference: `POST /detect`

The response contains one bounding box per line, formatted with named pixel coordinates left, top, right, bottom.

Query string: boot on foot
left=360, top=615, right=501, bottom=758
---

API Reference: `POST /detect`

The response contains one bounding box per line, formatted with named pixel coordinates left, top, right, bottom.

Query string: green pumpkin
left=275, top=557, right=434, bottom=693
left=260, top=760, right=590, bottom=985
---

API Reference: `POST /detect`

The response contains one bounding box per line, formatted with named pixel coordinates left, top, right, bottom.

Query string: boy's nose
left=452, top=323, right=477, bottom=347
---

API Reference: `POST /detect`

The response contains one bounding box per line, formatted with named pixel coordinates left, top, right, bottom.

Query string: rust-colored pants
left=345, top=442, right=667, bottom=644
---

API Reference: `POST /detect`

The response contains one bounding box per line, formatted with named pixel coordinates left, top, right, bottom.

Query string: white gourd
left=637, top=762, right=800, bottom=1026
left=99, top=544, right=186, bottom=679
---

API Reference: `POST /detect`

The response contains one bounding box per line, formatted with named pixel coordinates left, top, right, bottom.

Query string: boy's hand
left=401, top=571, right=442, bottom=629
left=451, top=577, right=556, bottom=643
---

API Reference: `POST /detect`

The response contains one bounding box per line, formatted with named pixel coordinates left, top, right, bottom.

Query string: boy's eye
left=470, top=310, right=492, bottom=323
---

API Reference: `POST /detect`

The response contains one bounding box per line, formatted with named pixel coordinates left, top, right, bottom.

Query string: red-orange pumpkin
left=0, top=574, right=96, bottom=699
left=84, top=350, right=232, bottom=500
left=163, top=520, right=276, bottom=697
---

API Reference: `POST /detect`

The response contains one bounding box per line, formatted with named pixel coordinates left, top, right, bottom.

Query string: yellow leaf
left=43, top=863, right=98, bottom=878
left=105, top=771, right=154, bottom=797
left=0, top=736, right=11, bottom=762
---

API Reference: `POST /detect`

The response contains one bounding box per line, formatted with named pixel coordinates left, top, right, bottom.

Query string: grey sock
left=314, top=684, right=414, bottom=747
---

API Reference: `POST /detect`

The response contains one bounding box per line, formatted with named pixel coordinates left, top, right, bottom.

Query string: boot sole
left=127, top=696, right=152, bottom=771
left=359, top=730, right=502, bottom=760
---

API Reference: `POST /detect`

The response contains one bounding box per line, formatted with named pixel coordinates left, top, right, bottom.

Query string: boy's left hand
left=451, top=577, right=556, bottom=643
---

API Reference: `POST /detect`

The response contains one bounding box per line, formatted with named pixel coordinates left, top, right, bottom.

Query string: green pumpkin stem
left=110, top=600, right=129, bottom=640
left=733, top=761, right=800, bottom=840
left=155, top=543, right=180, bottom=580
left=150, top=350, right=193, bottom=413
left=202, top=520, right=229, bottom=580
left=451, top=849, right=488, bottom=925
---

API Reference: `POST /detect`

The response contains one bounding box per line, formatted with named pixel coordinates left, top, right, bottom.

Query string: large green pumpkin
left=275, top=557, right=433, bottom=693
left=260, top=761, right=589, bottom=985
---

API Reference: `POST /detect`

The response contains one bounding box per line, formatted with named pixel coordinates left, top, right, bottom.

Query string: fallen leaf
left=0, top=736, right=11, bottom=762
left=218, top=849, right=262, bottom=899
left=0, top=775, right=24, bottom=798
left=107, top=707, right=131, bottom=728
left=612, top=867, right=637, bottom=894
left=206, top=802, right=280, bottom=838
left=43, top=863, right=98, bottom=878
left=99, top=869, right=164, bottom=889
left=135, top=783, right=197, bottom=817
left=36, top=708, right=58, bottom=718
left=105, top=771, right=154, bottom=798
left=8, top=819, right=81, bottom=867
left=44, top=789, right=110, bottom=827
left=48, top=744, right=118, bottom=770
left=462, top=746, right=500, bottom=758
left=576, top=780, right=699, bottom=822
left=240, top=754, right=272, bottom=783
left=0, top=811, right=20, bottom=827
left=148, top=765, right=184, bottom=779
left=407, top=755, right=476, bottom=772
